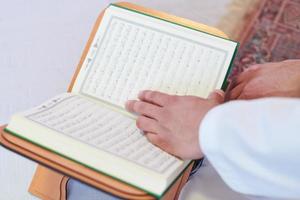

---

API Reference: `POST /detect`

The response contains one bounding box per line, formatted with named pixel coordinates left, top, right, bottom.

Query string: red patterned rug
left=231, top=0, right=300, bottom=77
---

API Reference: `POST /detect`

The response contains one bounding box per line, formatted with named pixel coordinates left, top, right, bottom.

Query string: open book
left=5, top=3, right=238, bottom=198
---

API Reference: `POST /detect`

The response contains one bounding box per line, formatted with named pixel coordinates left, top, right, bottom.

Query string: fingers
left=138, top=90, right=173, bottom=106
left=144, top=132, right=162, bottom=146
left=126, top=100, right=161, bottom=119
left=226, top=68, right=257, bottom=100
left=144, top=132, right=159, bottom=145
left=144, top=132, right=171, bottom=153
left=230, top=84, right=245, bottom=99
left=235, top=68, right=258, bottom=85
left=136, top=116, right=167, bottom=134
left=224, top=79, right=237, bottom=101
left=244, top=64, right=260, bottom=72
left=208, top=89, right=225, bottom=103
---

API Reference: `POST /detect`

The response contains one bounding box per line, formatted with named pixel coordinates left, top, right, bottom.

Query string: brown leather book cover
left=0, top=2, right=228, bottom=199
left=0, top=125, right=194, bottom=200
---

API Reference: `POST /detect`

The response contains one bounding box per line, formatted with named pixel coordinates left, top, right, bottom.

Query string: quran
left=3, top=3, right=238, bottom=199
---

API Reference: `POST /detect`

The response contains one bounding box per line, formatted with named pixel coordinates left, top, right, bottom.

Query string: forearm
left=199, top=98, right=300, bottom=198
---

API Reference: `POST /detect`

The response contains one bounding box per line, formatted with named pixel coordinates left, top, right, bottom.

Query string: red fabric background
left=231, top=0, right=300, bottom=78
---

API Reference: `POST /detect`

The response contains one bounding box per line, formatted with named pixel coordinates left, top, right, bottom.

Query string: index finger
left=138, top=90, right=173, bottom=106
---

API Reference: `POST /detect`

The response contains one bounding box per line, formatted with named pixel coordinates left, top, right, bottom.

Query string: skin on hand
left=227, top=59, right=300, bottom=100
left=125, top=90, right=224, bottom=160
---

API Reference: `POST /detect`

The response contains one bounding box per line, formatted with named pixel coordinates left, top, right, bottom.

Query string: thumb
left=208, top=90, right=225, bottom=104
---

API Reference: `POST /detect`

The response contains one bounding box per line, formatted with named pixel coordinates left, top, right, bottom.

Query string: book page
left=22, top=93, right=182, bottom=174
left=72, top=5, right=237, bottom=108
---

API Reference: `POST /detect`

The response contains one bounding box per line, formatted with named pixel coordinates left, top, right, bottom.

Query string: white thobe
left=200, top=98, right=300, bottom=199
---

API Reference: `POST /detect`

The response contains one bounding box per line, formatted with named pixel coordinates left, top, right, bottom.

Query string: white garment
left=200, top=98, right=300, bottom=199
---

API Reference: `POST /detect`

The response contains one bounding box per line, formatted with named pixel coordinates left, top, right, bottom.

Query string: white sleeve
left=199, top=97, right=300, bottom=199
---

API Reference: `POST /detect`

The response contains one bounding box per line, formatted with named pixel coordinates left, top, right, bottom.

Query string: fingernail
left=125, top=100, right=131, bottom=109
left=138, top=91, right=144, bottom=98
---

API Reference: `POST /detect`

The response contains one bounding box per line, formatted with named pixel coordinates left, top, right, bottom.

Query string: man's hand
left=227, top=59, right=300, bottom=100
left=125, top=90, right=224, bottom=160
